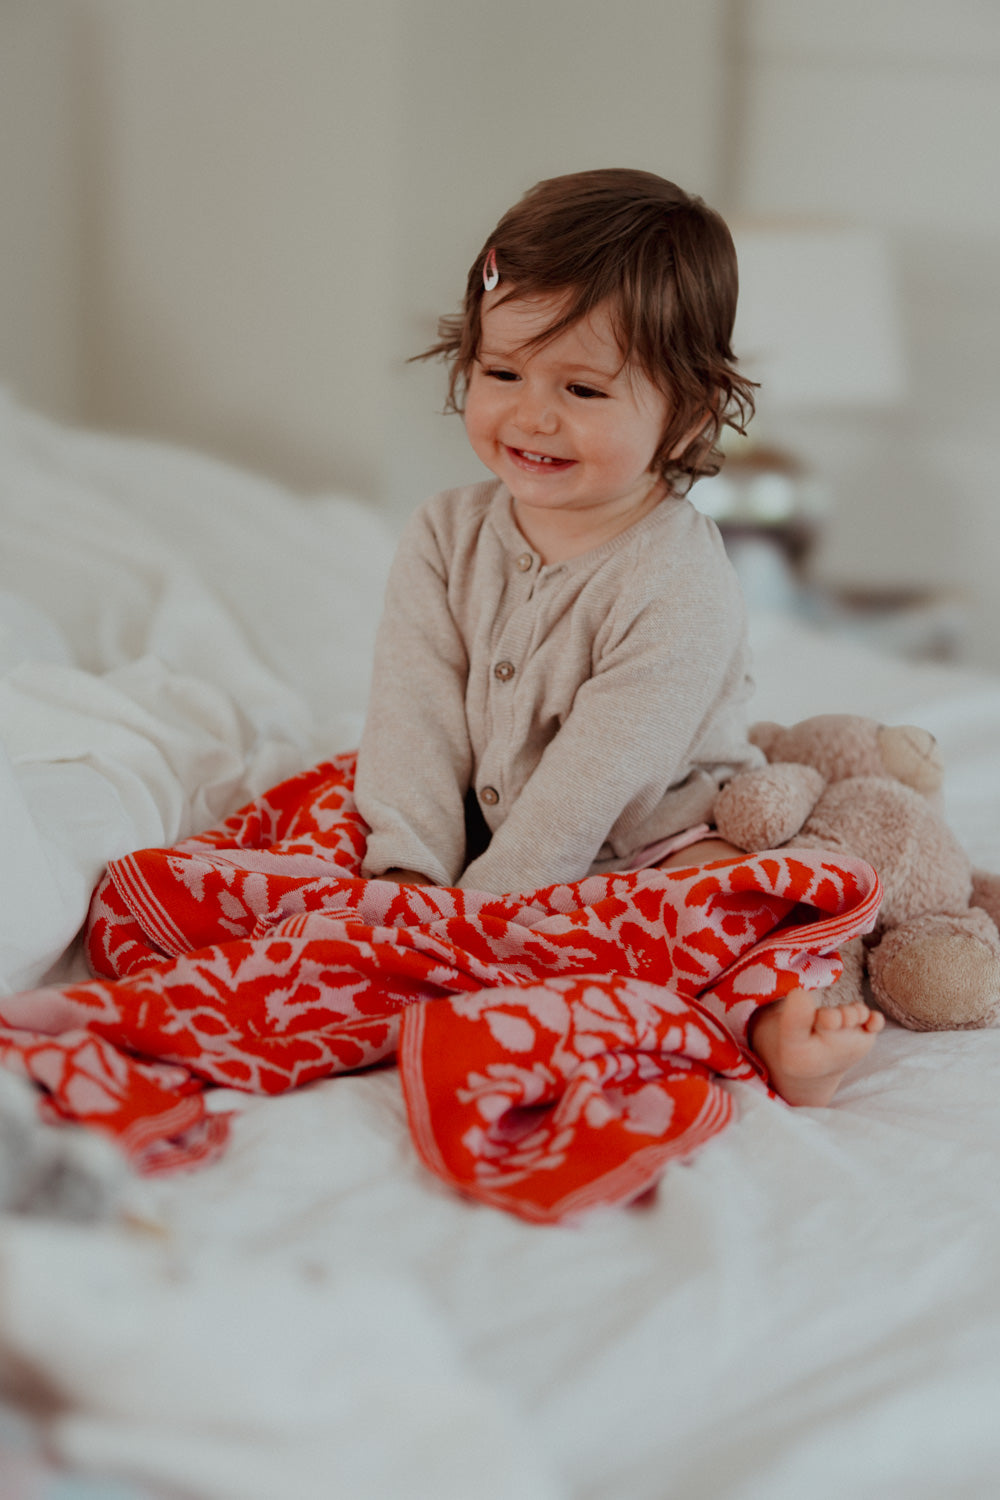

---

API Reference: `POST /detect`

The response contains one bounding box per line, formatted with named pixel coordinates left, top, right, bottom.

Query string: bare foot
left=749, top=987, right=885, bottom=1106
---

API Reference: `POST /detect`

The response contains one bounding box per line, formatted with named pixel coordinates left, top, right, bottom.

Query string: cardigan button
left=480, top=786, right=500, bottom=806
left=494, top=660, right=516, bottom=682
left=516, top=552, right=533, bottom=572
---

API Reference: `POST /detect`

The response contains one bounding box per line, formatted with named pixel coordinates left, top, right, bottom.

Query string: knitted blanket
left=0, top=755, right=881, bottom=1224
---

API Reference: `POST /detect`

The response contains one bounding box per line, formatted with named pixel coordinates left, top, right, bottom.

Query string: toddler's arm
left=355, top=509, right=471, bottom=886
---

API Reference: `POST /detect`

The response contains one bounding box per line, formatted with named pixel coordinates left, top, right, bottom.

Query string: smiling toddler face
left=463, top=290, right=673, bottom=533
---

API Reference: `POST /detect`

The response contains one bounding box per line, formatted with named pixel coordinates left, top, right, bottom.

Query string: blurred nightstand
left=805, top=584, right=971, bottom=663
left=691, top=452, right=969, bottom=664
left=692, top=446, right=823, bottom=614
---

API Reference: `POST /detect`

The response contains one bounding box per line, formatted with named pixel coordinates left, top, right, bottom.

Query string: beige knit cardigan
left=356, top=480, right=761, bottom=893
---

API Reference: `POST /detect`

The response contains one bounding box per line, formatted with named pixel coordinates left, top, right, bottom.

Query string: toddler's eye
left=485, top=367, right=518, bottom=382
left=568, top=383, right=605, bottom=399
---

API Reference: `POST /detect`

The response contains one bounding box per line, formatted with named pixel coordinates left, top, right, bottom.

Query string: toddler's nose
left=514, top=388, right=558, bottom=435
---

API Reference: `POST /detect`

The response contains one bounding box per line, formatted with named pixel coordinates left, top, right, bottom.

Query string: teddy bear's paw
left=713, top=763, right=826, bottom=852
left=868, top=912, right=1000, bottom=1031
left=971, top=869, right=1000, bottom=931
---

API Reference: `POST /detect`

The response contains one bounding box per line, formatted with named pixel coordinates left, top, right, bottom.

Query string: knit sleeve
left=354, top=505, right=472, bottom=885
left=459, top=569, right=746, bottom=894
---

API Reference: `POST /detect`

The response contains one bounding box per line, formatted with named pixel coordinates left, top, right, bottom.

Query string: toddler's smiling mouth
left=506, top=446, right=575, bottom=470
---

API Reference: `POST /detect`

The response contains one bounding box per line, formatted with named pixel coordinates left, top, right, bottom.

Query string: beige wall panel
left=0, top=2, right=82, bottom=420
left=749, top=0, right=1000, bottom=63
left=739, top=64, right=1000, bottom=234
left=77, top=0, right=396, bottom=500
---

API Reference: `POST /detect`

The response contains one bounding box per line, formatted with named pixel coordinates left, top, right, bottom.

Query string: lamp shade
left=731, top=224, right=905, bottom=410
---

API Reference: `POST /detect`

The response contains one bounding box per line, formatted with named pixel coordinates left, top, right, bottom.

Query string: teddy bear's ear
left=877, top=724, right=944, bottom=795
left=748, top=721, right=784, bottom=758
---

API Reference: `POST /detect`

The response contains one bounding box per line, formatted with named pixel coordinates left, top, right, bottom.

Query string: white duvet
left=2, top=391, right=1000, bottom=1500
left=0, top=390, right=388, bottom=995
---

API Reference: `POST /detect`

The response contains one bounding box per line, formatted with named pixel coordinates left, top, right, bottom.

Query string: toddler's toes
left=814, top=1000, right=875, bottom=1032
left=780, top=986, right=821, bottom=1030
left=751, top=986, right=884, bottom=1107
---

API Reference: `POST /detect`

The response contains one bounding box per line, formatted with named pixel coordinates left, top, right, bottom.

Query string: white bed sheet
left=1, top=392, right=999, bottom=1500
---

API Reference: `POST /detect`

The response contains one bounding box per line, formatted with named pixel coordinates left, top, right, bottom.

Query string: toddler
left=356, top=168, right=882, bottom=1103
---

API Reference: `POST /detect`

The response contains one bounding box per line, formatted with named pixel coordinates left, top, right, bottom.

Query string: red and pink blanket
left=0, top=755, right=881, bottom=1223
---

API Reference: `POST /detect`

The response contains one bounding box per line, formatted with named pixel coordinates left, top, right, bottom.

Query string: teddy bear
left=712, top=713, right=1000, bottom=1031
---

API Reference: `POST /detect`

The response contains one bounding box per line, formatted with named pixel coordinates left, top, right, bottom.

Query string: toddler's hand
left=383, top=867, right=434, bottom=887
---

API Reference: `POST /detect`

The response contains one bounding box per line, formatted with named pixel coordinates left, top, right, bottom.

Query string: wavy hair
left=417, top=168, right=756, bottom=489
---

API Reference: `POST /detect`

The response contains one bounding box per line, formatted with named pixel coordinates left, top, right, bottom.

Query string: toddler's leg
left=749, top=988, right=884, bottom=1107
left=657, top=835, right=744, bottom=868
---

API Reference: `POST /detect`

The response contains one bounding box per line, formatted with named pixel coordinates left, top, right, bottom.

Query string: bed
left=2, top=387, right=1000, bottom=1500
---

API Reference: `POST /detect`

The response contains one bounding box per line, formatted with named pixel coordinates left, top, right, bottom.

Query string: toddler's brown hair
left=420, top=167, right=756, bottom=488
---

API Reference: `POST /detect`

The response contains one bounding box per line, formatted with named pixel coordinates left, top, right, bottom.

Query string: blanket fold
left=0, top=755, right=881, bottom=1222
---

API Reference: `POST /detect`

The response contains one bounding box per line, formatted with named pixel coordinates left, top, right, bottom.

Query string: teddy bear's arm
left=971, top=869, right=1000, bottom=930
left=713, top=763, right=827, bottom=852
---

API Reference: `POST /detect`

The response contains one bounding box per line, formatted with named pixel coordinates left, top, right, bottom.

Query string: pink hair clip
left=483, top=248, right=499, bottom=291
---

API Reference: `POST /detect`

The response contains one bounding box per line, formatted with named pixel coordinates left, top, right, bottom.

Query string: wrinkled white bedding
left=2, top=392, right=1000, bottom=1500
left=0, top=391, right=389, bottom=995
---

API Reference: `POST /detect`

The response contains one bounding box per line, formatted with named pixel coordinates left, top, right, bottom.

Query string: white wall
left=0, top=0, right=726, bottom=513
left=74, top=0, right=397, bottom=501
left=0, top=2, right=82, bottom=421
left=3, top=0, right=1000, bottom=666
left=734, top=0, right=1000, bottom=668
left=387, top=0, right=728, bottom=518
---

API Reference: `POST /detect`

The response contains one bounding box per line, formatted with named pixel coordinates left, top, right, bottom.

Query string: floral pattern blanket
left=0, top=756, right=881, bottom=1223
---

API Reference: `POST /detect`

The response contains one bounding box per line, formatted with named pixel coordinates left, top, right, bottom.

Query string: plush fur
left=714, top=714, right=1000, bottom=1031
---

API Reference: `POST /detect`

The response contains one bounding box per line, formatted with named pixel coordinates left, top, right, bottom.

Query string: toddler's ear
left=666, top=409, right=714, bottom=463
